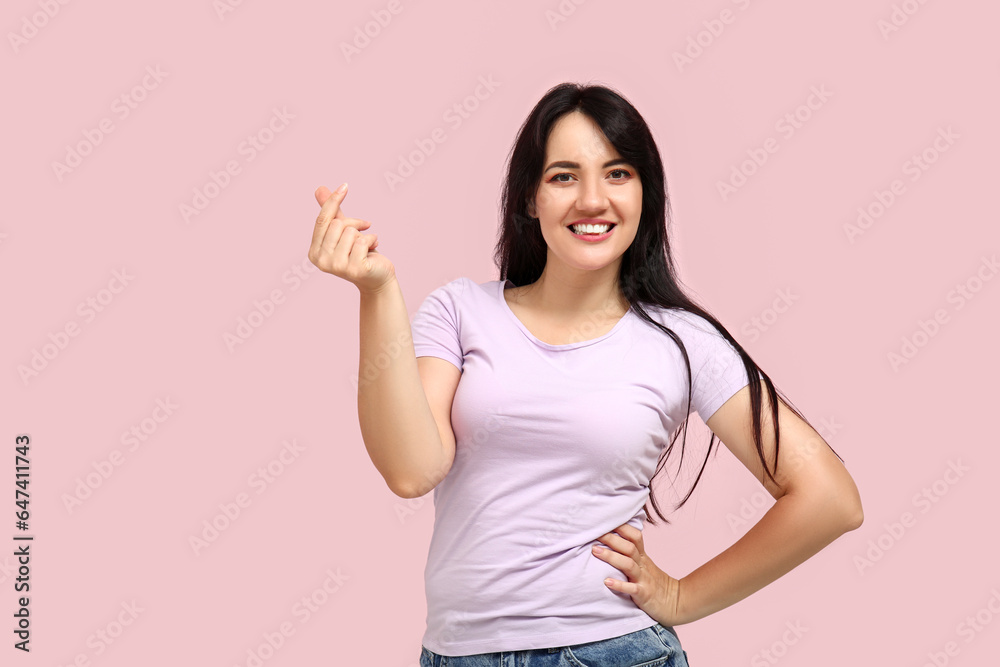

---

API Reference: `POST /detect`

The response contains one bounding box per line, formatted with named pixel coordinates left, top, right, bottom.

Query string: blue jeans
left=419, top=622, right=690, bottom=666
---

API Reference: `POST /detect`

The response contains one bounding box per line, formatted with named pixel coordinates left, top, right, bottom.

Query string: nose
left=576, top=176, right=610, bottom=213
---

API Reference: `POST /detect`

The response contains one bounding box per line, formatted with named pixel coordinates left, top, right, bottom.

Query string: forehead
left=545, top=111, right=619, bottom=161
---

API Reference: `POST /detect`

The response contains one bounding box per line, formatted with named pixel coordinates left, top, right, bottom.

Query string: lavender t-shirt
left=410, top=277, right=752, bottom=656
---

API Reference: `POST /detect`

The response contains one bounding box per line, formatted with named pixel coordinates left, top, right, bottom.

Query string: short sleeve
left=410, top=278, right=466, bottom=372
left=678, top=312, right=755, bottom=422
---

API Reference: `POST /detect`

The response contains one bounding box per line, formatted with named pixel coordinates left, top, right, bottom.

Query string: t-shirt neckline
left=497, top=279, right=633, bottom=350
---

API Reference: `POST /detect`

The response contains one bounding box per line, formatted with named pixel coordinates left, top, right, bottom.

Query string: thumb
left=315, top=182, right=348, bottom=208
left=314, top=186, right=331, bottom=206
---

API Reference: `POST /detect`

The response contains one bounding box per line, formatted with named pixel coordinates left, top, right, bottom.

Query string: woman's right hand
left=308, top=183, right=396, bottom=294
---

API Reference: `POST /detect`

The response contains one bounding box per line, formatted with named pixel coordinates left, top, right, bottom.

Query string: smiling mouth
left=568, top=222, right=616, bottom=235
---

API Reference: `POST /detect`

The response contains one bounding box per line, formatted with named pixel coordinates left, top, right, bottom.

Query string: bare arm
left=674, top=386, right=864, bottom=623
left=308, top=184, right=455, bottom=499
left=357, top=278, right=454, bottom=498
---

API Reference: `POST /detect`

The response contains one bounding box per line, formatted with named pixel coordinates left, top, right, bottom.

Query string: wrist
left=675, top=576, right=705, bottom=625
left=359, top=275, right=399, bottom=298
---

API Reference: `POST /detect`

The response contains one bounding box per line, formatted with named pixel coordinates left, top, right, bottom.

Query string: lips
left=568, top=224, right=616, bottom=241
left=566, top=219, right=615, bottom=228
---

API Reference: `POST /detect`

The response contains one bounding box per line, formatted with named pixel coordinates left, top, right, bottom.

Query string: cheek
left=629, top=188, right=643, bottom=213
left=537, top=190, right=571, bottom=213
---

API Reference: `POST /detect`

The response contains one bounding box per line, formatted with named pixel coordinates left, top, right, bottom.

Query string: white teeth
left=570, top=223, right=612, bottom=234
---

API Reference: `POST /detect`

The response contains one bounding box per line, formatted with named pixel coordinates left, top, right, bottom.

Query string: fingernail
left=592, top=545, right=603, bottom=553
left=336, top=182, right=348, bottom=193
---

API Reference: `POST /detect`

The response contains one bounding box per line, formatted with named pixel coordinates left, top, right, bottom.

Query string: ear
left=526, top=198, right=536, bottom=218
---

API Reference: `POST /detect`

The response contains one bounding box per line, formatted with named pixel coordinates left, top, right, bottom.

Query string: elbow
left=386, top=451, right=451, bottom=499
left=388, top=477, right=425, bottom=499
left=796, top=482, right=863, bottom=533
left=842, top=502, right=864, bottom=532
left=838, top=481, right=864, bottom=532
left=388, top=472, right=436, bottom=499
left=818, top=471, right=864, bottom=533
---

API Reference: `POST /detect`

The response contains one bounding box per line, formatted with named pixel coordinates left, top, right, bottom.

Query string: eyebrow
left=543, top=158, right=632, bottom=173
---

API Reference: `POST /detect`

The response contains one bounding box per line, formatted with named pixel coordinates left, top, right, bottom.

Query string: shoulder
left=428, top=276, right=500, bottom=301
left=419, top=277, right=504, bottom=316
left=638, top=306, right=742, bottom=371
left=642, top=305, right=726, bottom=340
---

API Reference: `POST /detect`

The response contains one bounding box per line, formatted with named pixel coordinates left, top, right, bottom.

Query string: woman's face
left=528, top=110, right=642, bottom=276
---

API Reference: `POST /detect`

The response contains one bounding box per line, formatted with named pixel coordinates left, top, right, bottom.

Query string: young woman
left=309, top=82, right=864, bottom=667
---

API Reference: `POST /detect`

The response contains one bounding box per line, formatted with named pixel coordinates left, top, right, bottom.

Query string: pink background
left=4, top=1, right=999, bottom=665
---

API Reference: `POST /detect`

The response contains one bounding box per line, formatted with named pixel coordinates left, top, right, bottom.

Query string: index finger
left=311, top=183, right=348, bottom=249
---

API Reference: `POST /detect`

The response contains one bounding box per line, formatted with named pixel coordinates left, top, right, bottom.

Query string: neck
left=521, top=260, right=627, bottom=320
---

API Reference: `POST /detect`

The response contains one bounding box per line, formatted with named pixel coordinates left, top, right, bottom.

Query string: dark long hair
left=494, top=82, right=843, bottom=525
